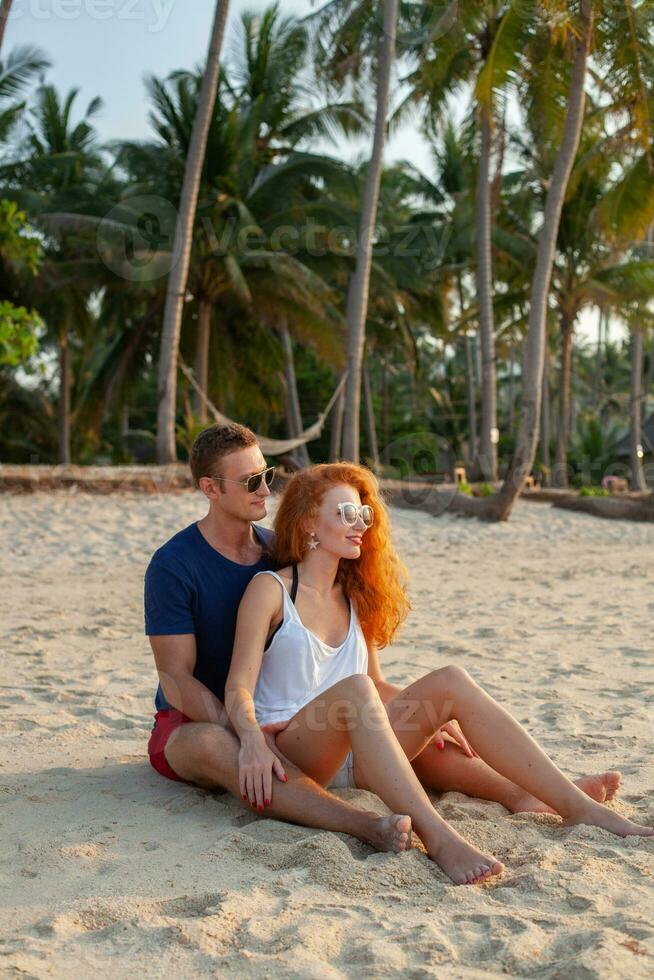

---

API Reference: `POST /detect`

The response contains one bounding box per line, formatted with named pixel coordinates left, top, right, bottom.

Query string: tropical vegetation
left=1, top=1, right=653, bottom=515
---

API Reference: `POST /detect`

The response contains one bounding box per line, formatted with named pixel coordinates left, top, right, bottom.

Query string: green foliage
left=0, top=302, right=42, bottom=365
left=579, top=485, right=610, bottom=497
left=569, top=413, right=623, bottom=486
left=0, top=199, right=44, bottom=274
left=2, top=1, right=654, bottom=471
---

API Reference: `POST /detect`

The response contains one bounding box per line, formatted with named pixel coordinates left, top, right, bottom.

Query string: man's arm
left=149, top=634, right=229, bottom=726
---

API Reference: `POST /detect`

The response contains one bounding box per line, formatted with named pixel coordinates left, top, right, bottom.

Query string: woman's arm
left=224, top=574, right=279, bottom=735
left=224, top=575, right=287, bottom=807
left=366, top=640, right=403, bottom=703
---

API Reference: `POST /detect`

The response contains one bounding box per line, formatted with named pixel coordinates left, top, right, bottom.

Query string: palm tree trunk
left=465, top=335, right=478, bottom=464
left=630, top=327, right=646, bottom=491
left=329, top=386, right=344, bottom=462
left=156, top=0, right=230, bottom=463
left=644, top=331, right=654, bottom=424
left=475, top=108, right=498, bottom=481
left=592, top=307, right=603, bottom=409
left=540, top=344, right=551, bottom=486
left=58, top=331, right=71, bottom=465
left=103, top=316, right=149, bottom=424
left=555, top=313, right=574, bottom=487
left=489, top=3, right=593, bottom=520
left=507, top=355, right=515, bottom=432
left=194, top=298, right=212, bottom=425
left=341, top=0, right=399, bottom=463
left=569, top=344, right=576, bottom=437
left=381, top=358, right=390, bottom=465
left=280, top=320, right=310, bottom=467
left=0, top=0, right=13, bottom=53
left=474, top=331, right=482, bottom=389
left=362, top=360, right=380, bottom=470
left=457, top=275, right=477, bottom=464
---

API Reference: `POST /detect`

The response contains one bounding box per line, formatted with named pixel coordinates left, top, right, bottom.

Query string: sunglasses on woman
left=337, top=502, right=374, bottom=527
left=213, top=465, right=276, bottom=494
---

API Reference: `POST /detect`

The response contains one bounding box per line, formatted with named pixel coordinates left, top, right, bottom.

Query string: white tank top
left=251, top=570, right=369, bottom=726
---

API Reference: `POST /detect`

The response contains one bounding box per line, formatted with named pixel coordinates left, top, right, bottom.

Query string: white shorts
left=328, top=750, right=357, bottom=789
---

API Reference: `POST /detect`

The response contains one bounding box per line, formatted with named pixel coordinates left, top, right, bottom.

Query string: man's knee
left=165, top=722, right=238, bottom=782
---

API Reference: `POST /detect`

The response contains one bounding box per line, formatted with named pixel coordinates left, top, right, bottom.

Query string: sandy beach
left=2, top=490, right=653, bottom=978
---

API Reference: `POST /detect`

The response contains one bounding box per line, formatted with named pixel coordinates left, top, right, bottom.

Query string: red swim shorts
left=147, top=708, right=194, bottom=783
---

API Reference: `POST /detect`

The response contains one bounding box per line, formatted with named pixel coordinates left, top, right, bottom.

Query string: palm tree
left=489, top=0, right=654, bottom=517
left=629, top=326, right=647, bottom=490
left=0, top=45, right=49, bottom=143
left=395, top=3, right=519, bottom=480
left=309, top=0, right=400, bottom=462
left=8, top=84, right=110, bottom=463
left=156, top=0, right=231, bottom=464
left=342, top=0, right=399, bottom=463
left=154, top=2, right=366, bottom=460
left=0, top=0, right=13, bottom=54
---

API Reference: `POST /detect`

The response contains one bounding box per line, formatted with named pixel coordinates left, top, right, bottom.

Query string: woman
left=224, top=463, right=652, bottom=885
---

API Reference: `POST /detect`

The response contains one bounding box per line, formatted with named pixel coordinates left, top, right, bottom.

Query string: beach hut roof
left=614, top=413, right=654, bottom=457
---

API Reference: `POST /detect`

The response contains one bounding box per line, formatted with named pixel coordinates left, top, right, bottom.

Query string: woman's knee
left=430, top=664, right=474, bottom=693
left=339, top=673, right=379, bottom=700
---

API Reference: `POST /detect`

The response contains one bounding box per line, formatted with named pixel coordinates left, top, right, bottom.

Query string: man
left=144, top=422, right=411, bottom=852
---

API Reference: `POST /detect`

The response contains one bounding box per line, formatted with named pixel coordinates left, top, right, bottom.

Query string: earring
left=308, top=532, right=320, bottom=550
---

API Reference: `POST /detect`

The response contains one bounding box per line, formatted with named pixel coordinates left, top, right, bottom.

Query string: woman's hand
left=434, top=720, right=479, bottom=758
left=238, top=731, right=287, bottom=810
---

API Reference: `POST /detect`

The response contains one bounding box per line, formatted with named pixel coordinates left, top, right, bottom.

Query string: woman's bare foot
left=370, top=813, right=413, bottom=853
left=510, top=771, right=622, bottom=815
left=562, top=798, right=654, bottom=837
left=426, top=826, right=505, bottom=885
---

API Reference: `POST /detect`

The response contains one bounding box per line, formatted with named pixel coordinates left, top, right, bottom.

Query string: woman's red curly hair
left=272, top=462, right=411, bottom=649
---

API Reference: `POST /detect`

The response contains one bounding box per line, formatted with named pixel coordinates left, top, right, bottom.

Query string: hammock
left=178, top=355, right=347, bottom=456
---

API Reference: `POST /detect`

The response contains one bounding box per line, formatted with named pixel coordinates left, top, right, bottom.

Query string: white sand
left=1, top=491, right=653, bottom=977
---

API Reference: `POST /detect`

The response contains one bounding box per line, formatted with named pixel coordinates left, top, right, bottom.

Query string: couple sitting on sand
left=144, top=423, right=652, bottom=886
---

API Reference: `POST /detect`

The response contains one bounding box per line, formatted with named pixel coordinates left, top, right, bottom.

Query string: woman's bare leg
left=380, top=666, right=651, bottom=837
left=400, top=739, right=621, bottom=814
left=275, top=673, right=505, bottom=885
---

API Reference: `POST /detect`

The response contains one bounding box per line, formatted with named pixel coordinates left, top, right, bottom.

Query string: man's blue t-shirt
left=144, top=522, right=276, bottom=711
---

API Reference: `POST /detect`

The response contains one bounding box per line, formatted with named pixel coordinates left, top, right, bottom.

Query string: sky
left=8, top=0, right=610, bottom=345
left=11, top=0, right=433, bottom=166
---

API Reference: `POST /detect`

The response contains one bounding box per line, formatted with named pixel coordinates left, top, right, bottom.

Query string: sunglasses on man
left=212, top=465, right=276, bottom=494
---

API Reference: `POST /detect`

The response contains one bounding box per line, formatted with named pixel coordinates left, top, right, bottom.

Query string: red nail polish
left=438, top=743, right=445, bottom=750
left=242, top=794, right=248, bottom=800
left=283, top=775, right=288, bottom=782
left=265, top=799, right=270, bottom=806
left=257, top=804, right=263, bottom=812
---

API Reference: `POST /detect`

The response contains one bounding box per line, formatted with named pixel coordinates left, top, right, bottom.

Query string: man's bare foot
left=370, top=814, right=413, bottom=853
left=562, top=799, right=654, bottom=837
left=510, top=771, right=622, bottom=815
left=426, top=827, right=505, bottom=885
